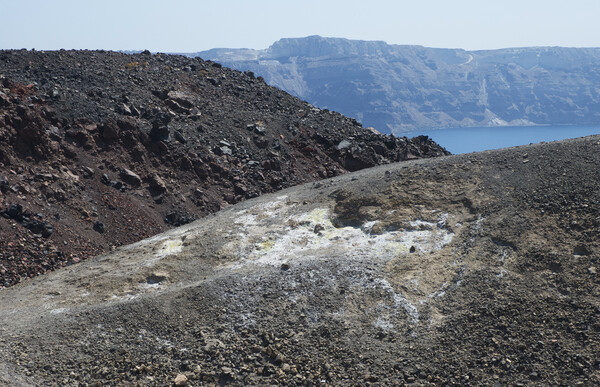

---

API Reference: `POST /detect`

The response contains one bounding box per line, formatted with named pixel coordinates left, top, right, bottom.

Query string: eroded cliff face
left=196, top=36, right=600, bottom=133
left=1, top=136, right=599, bottom=386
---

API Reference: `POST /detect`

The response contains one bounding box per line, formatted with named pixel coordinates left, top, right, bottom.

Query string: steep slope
left=0, top=136, right=598, bottom=386
left=0, top=49, right=448, bottom=288
left=195, top=35, right=600, bottom=133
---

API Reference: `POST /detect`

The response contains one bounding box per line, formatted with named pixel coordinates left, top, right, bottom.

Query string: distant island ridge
left=191, top=36, right=600, bottom=135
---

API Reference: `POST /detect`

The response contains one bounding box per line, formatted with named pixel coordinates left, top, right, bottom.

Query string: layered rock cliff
left=196, top=36, right=600, bottom=133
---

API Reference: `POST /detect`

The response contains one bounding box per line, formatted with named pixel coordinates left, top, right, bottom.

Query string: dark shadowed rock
left=147, top=173, right=167, bottom=193
left=100, top=120, right=119, bottom=141
left=93, top=221, right=105, bottom=233
left=149, top=125, right=170, bottom=142
left=0, top=176, right=9, bottom=193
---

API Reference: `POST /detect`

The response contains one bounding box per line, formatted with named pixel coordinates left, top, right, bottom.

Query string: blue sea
left=403, top=125, right=600, bottom=154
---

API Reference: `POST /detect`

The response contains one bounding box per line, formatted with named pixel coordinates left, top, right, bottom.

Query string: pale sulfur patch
left=156, top=239, right=183, bottom=258
left=228, top=208, right=455, bottom=268
left=142, top=239, right=184, bottom=267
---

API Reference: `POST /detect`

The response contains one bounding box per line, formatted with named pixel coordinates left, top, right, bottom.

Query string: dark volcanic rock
left=93, top=221, right=105, bottom=233
left=1, top=204, right=53, bottom=238
left=23, top=220, right=53, bottom=238
left=149, top=125, right=170, bottom=142
left=119, top=168, right=142, bottom=187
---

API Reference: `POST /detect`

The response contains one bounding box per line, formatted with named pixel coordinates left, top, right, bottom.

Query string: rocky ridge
left=0, top=136, right=598, bottom=385
left=0, top=49, right=448, bottom=288
left=196, top=35, right=600, bottom=133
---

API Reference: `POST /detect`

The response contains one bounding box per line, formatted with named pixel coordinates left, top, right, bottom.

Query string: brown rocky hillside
left=0, top=49, right=448, bottom=288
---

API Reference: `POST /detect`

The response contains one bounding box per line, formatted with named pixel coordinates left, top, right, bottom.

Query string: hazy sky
left=1, top=0, right=598, bottom=52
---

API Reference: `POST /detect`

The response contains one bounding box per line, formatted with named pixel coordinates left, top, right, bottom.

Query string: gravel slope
left=1, top=136, right=599, bottom=386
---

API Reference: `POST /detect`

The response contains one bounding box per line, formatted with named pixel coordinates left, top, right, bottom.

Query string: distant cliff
left=194, top=36, right=600, bottom=134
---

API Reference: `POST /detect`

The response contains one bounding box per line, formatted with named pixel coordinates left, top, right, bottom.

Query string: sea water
left=403, top=125, right=600, bottom=154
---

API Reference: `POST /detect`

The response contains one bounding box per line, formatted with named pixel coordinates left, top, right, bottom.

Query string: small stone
left=101, top=121, right=119, bottom=141
left=93, top=221, right=105, bottom=233
left=148, top=173, right=167, bottom=193
left=27, top=221, right=53, bottom=238
left=121, top=103, right=132, bottom=115
left=221, top=366, right=232, bottom=374
left=119, top=168, right=142, bottom=187
left=202, top=338, right=225, bottom=352
left=282, top=363, right=291, bottom=372
left=234, top=184, right=247, bottom=196
left=3, top=203, right=23, bottom=220
left=174, top=373, right=188, bottom=386
left=207, top=77, right=221, bottom=86
left=150, top=125, right=170, bottom=142
left=146, top=271, right=169, bottom=284
left=173, top=130, right=187, bottom=144
left=0, top=176, right=9, bottom=193
left=588, top=267, right=597, bottom=275
left=337, top=139, right=352, bottom=150
left=216, top=146, right=232, bottom=156
left=110, top=180, right=123, bottom=190
left=274, top=352, right=285, bottom=364
left=81, top=166, right=95, bottom=178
